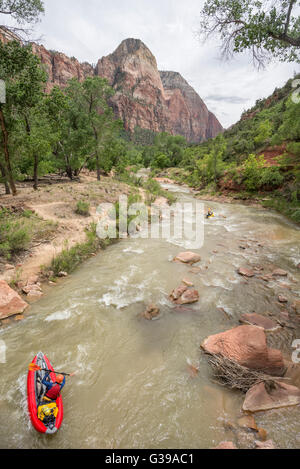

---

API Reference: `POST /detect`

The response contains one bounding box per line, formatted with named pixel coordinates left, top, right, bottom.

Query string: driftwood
left=205, top=353, right=288, bottom=393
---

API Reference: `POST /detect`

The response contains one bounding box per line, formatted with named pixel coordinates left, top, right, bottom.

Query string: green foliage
left=152, top=153, right=171, bottom=169
left=48, top=224, right=105, bottom=276
left=243, top=154, right=266, bottom=191
left=0, top=0, right=44, bottom=25
left=0, top=208, right=56, bottom=259
left=254, top=120, right=273, bottom=148
left=199, top=0, right=300, bottom=66
left=75, top=200, right=90, bottom=217
left=193, top=135, right=227, bottom=187
left=243, top=154, right=284, bottom=191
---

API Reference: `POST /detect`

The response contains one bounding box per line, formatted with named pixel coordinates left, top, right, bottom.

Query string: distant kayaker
left=42, top=372, right=66, bottom=402
left=206, top=208, right=214, bottom=219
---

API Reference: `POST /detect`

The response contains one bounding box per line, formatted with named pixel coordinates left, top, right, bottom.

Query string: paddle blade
left=28, top=363, right=41, bottom=372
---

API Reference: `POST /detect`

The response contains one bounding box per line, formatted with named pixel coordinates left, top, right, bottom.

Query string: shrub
left=75, top=200, right=90, bottom=217
left=259, top=167, right=284, bottom=189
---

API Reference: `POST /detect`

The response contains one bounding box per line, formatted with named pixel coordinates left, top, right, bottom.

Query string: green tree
left=198, top=0, right=300, bottom=67
left=0, top=40, right=47, bottom=194
left=81, top=77, right=122, bottom=180
left=279, top=98, right=300, bottom=141
left=195, top=135, right=227, bottom=185
left=254, top=119, right=273, bottom=148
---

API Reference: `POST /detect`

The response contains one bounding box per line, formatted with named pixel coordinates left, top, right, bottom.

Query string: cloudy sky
left=3, top=0, right=299, bottom=128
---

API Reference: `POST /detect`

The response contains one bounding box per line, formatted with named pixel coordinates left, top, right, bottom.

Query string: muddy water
left=0, top=184, right=300, bottom=449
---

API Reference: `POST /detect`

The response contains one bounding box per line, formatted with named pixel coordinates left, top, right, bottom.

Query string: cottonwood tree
left=81, top=77, right=122, bottom=181
left=198, top=0, right=300, bottom=67
left=0, top=40, right=47, bottom=194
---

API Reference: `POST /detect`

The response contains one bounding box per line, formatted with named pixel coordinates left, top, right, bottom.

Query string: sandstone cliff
left=0, top=30, right=223, bottom=142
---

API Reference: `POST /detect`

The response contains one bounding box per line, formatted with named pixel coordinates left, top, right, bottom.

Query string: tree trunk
left=0, top=162, right=10, bottom=194
left=33, top=154, right=38, bottom=190
left=65, top=155, right=73, bottom=180
left=96, top=151, right=101, bottom=181
left=0, top=105, right=17, bottom=195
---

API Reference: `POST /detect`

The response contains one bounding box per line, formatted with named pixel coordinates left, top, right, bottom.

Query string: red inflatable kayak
left=27, top=352, right=64, bottom=434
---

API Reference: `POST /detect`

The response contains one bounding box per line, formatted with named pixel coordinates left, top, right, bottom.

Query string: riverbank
left=157, top=168, right=300, bottom=225
left=0, top=179, right=300, bottom=448
left=0, top=171, right=174, bottom=325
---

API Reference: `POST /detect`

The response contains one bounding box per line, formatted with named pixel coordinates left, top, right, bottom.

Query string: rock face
left=0, top=281, right=29, bottom=320
left=160, top=71, right=223, bottom=142
left=201, top=325, right=286, bottom=376
left=1, top=30, right=222, bottom=143
left=243, top=381, right=300, bottom=412
left=31, top=43, right=94, bottom=93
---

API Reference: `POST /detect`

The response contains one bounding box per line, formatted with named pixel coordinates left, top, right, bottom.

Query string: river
left=0, top=183, right=300, bottom=449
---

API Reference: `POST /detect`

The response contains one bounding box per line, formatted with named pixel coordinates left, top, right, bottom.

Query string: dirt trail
left=0, top=173, right=133, bottom=284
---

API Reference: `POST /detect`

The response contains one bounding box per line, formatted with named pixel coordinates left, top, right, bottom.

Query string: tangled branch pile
left=206, top=354, right=278, bottom=393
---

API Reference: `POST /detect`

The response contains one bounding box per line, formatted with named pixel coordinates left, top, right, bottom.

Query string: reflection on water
left=0, top=184, right=299, bottom=449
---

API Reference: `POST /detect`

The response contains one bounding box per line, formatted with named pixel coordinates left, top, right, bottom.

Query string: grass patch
left=0, top=208, right=57, bottom=260
left=262, top=195, right=300, bottom=224
left=143, top=178, right=176, bottom=205
left=46, top=223, right=115, bottom=277
left=75, top=200, right=90, bottom=217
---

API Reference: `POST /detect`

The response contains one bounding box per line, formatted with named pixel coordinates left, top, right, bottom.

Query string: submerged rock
left=182, top=278, right=194, bottom=287
left=239, top=313, right=280, bottom=332
left=243, top=381, right=300, bottom=412
left=170, top=285, right=199, bottom=305
left=238, top=268, right=255, bottom=278
left=176, top=289, right=199, bottom=305
left=292, top=300, right=300, bottom=315
left=255, top=440, right=276, bottom=449
left=272, top=269, right=288, bottom=277
left=142, top=304, right=160, bottom=320
left=201, top=325, right=285, bottom=376
left=0, top=281, right=29, bottom=320
left=174, top=252, right=201, bottom=265
left=213, top=441, right=237, bottom=450
left=278, top=295, right=288, bottom=304
left=237, top=415, right=258, bottom=431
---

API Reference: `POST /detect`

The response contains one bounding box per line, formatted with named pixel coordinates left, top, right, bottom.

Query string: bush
left=0, top=211, right=31, bottom=259
left=259, top=167, right=284, bottom=189
left=75, top=200, right=90, bottom=217
left=0, top=208, right=56, bottom=260
left=48, top=223, right=109, bottom=276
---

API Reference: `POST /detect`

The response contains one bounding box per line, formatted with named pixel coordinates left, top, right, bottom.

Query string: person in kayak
left=206, top=208, right=214, bottom=219
left=42, top=371, right=66, bottom=402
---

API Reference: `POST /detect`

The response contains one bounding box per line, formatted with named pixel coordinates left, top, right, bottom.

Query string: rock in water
left=278, top=295, right=288, bottom=304
left=272, top=269, right=288, bottom=277
left=176, top=289, right=199, bottom=305
left=243, top=381, right=300, bottom=412
left=255, top=440, right=276, bottom=449
left=170, top=285, right=199, bottom=305
left=239, top=313, right=280, bottom=332
left=170, top=285, right=188, bottom=301
left=237, top=415, right=258, bottom=431
left=213, top=442, right=237, bottom=450
left=142, top=304, right=160, bottom=321
left=201, top=325, right=285, bottom=376
left=292, top=300, right=300, bottom=315
left=238, top=268, right=255, bottom=278
left=0, top=281, right=29, bottom=320
left=174, top=252, right=201, bottom=265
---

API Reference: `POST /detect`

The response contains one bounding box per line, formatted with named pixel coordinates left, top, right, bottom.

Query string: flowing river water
left=0, top=182, right=300, bottom=449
